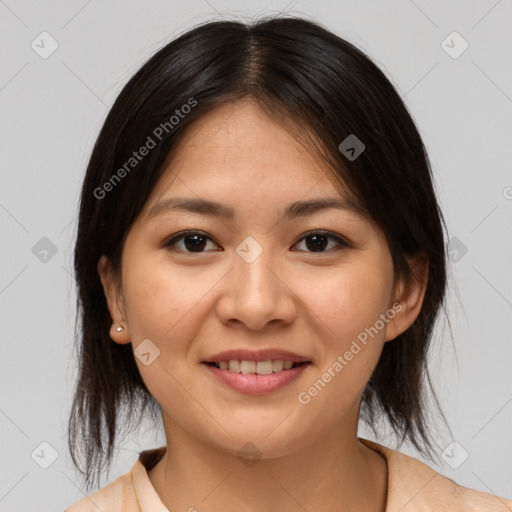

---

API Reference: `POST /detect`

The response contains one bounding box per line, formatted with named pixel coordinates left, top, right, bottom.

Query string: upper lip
left=203, top=349, right=311, bottom=363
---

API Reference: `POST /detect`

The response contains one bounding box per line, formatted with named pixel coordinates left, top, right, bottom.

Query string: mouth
left=201, top=350, right=312, bottom=395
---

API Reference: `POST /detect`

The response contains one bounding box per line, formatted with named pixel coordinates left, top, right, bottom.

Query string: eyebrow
left=146, top=196, right=365, bottom=221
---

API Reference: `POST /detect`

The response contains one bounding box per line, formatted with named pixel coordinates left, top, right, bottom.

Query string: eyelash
left=162, top=229, right=351, bottom=255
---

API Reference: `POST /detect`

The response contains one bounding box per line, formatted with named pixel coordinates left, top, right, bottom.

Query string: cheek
left=122, top=253, right=218, bottom=342
left=293, top=258, right=393, bottom=405
left=121, top=253, right=211, bottom=416
left=301, top=260, right=393, bottom=346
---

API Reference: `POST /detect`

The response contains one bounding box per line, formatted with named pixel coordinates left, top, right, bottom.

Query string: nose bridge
left=234, top=234, right=279, bottom=301
left=216, top=234, right=295, bottom=329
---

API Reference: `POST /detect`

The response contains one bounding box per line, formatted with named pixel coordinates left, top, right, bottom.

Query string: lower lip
left=202, top=363, right=310, bottom=395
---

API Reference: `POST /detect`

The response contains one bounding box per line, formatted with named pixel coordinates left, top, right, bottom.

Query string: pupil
left=185, top=234, right=207, bottom=252
left=306, top=234, right=328, bottom=252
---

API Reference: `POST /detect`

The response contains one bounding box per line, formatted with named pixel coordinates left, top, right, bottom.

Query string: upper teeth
left=215, top=360, right=295, bottom=374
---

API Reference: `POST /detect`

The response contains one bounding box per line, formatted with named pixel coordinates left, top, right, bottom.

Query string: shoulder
left=63, top=471, right=138, bottom=512
left=63, top=447, right=166, bottom=512
left=359, top=437, right=512, bottom=511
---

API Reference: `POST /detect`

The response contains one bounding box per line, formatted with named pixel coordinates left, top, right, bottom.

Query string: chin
left=194, top=415, right=315, bottom=460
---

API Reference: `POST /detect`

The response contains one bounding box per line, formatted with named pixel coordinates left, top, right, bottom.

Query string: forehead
left=146, top=99, right=351, bottom=210
left=172, top=98, right=308, bottom=153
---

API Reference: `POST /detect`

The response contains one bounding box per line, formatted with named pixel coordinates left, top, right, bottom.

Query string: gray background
left=1, top=0, right=511, bottom=510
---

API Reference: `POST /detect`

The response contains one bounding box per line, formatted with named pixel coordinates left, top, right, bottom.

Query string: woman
left=65, top=15, right=512, bottom=511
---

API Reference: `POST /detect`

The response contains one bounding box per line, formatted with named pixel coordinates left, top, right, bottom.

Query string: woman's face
left=99, top=98, right=425, bottom=458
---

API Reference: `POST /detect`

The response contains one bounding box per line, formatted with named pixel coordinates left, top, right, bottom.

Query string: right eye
left=162, top=230, right=222, bottom=254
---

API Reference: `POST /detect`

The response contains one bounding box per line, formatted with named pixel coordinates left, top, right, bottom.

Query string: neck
left=148, top=414, right=388, bottom=512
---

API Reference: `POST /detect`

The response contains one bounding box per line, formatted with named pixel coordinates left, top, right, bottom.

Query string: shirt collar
left=358, top=437, right=443, bottom=511
left=131, top=446, right=168, bottom=511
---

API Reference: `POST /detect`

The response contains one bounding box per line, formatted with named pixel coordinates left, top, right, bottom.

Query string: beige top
left=65, top=437, right=512, bottom=511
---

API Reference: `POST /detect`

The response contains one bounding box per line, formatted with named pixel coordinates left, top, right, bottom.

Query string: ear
left=384, top=252, right=429, bottom=342
left=97, top=255, right=131, bottom=345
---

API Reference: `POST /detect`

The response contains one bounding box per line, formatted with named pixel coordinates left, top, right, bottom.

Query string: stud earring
left=116, top=326, right=124, bottom=332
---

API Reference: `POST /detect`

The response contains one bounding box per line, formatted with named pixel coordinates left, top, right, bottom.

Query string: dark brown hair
left=68, top=14, right=451, bottom=491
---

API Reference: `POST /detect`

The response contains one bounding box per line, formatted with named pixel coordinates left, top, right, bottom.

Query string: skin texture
left=98, top=98, right=428, bottom=512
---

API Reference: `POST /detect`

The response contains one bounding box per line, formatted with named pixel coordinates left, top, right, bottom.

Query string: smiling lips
left=202, top=349, right=311, bottom=395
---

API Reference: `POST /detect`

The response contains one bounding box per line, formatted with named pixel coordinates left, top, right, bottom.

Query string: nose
left=215, top=244, right=297, bottom=331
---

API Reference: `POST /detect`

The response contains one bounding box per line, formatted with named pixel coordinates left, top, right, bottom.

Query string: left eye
left=163, top=230, right=349, bottom=254
left=293, top=230, right=349, bottom=253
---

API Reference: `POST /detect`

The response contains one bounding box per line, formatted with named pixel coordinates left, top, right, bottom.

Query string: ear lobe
left=97, top=255, right=131, bottom=344
left=384, top=253, right=429, bottom=342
